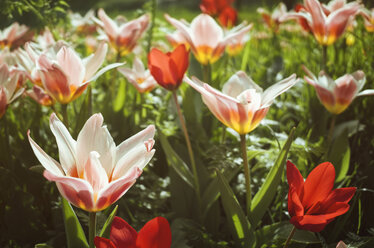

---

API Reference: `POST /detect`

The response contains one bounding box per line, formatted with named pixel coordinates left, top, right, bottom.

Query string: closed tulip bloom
left=148, top=44, right=189, bottom=91
left=281, top=0, right=360, bottom=45
left=303, top=66, right=374, bottom=114
left=94, top=216, right=171, bottom=248
left=97, top=9, right=149, bottom=56
left=28, top=113, right=156, bottom=212
left=33, top=42, right=119, bottom=104
left=0, top=63, right=24, bottom=118
left=287, top=161, right=356, bottom=232
left=360, top=8, right=374, bottom=32
left=186, top=71, right=298, bottom=134
left=118, top=57, right=157, bottom=93
left=165, top=13, right=252, bottom=65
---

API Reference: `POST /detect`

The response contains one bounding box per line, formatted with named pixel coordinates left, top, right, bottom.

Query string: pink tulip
left=0, top=63, right=24, bottom=118
left=303, top=66, right=374, bottom=114
left=28, top=113, right=156, bottom=212
left=26, top=85, right=54, bottom=106
left=360, top=8, right=374, bottom=32
left=257, top=3, right=288, bottom=32
left=0, top=22, right=33, bottom=50
left=166, top=30, right=189, bottom=50
left=97, top=9, right=149, bottom=56
left=165, top=13, right=252, bottom=65
left=118, top=58, right=157, bottom=93
left=186, top=71, right=298, bottom=134
left=70, top=10, right=97, bottom=35
left=225, top=23, right=253, bottom=56
left=336, top=241, right=347, bottom=248
left=281, top=0, right=360, bottom=45
left=27, top=42, right=120, bottom=104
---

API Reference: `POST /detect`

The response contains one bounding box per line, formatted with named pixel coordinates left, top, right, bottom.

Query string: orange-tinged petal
left=286, top=161, right=305, bottom=195
left=94, top=237, right=117, bottom=248
left=110, top=216, right=137, bottom=248
left=136, top=217, right=172, bottom=248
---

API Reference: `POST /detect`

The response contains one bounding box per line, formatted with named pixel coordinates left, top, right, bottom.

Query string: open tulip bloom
left=0, top=22, right=32, bottom=50
left=97, top=9, right=149, bottom=56
left=186, top=71, right=298, bottom=135
left=94, top=216, right=172, bottom=248
left=303, top=66, right=374, bottom=114
left=257, top=2, right=288, bottom=32
left=165, top=13, right=252, bottom=65
left=281, top=0, right=360, bottom=45
left=28, top=113, right=156, bottom=212
left=26, top=42, right=121, bottom=104
left=287, top=161, right=356, bottom=232
left=118, top=57, right=157, bottom=93
left=360, top=8, right=374, bottom=32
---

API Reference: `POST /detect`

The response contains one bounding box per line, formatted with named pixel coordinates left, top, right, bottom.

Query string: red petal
left=290, top=214, right=328, bottom=232
left=286, top=161, right=304, bottom=195
left=318, top=188, right=356, bottom=212
left=302, top=162, right=335, bottom=210
left=94, top=237, right=117, bottom=248
left=170, top=44, right=189, bottom=84
left=136, top=217, right=172, bottom=248
left=288, top=186, right=305, bottom=217
left=148, top=48, right=177, bottom=90
left=110, top=216, right=137, bottom=248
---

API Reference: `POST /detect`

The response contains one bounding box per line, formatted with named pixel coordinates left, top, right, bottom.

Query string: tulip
left=94, top=216, right=171, bottom=248
left=360, top=8, right=374, bottom=32
left=30, top=42, right=119, bottom=104
left=28, top=113, right=156, bottom=212
left=97, top=9, right=149, bottom=56
left=0, top=63, right=24, bottom=118
left=186, top=71, right=298, bottom=135
left=26, top=85, right=55, bottom=106
left=165, top=30, right=189, bottom=49
left=257, top=3, right=288, bottom=32
left=287, top=161, right=356, bottom=232
left=200, top=0, right=232, bottom=16
left=281, top=0, right=360, bottom=45
left=148, top=44, right=189, bottom=91
left=118, top=58, right=157, bottom=93
left=70, top=10, right=97, bottom=35
left=225, top=22, right=253, bottom=56
left=218, top=6, right=238, bottom=28
left=336, top=241, right=347, bottom=248
left=0, top=22, right=33, bottom=50
left=165, top=13, right=252, bottom=65
left=303, top=66, right=374, bottom=114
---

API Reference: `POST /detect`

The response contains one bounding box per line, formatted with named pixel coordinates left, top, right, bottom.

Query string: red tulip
left=218, top=6, right=238, bottom=28
left=148, top=44, right=189, bottom=91
left=287, top=161, right=356, bottom=232
left=94, top=216, right=172, bottom=248
left=200, top=0, right=232, bottom=16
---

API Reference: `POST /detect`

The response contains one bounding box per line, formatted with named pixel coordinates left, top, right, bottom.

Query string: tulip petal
left=76, top=113, right=116, bottom=178
left=44, top=170, right=94, bottom=211
left=84, top=42, right=108, bottom=80
left=94, top=237, right=117, bottom=248
left=83, top=151, right=109, bottom=193
left=190, top=14, right=223, bottom=48
left=305, top=0, right=326, bottom=41
left=164, top=14, right=195, bottom=52
left=110, top=216, right=137, bottom=248
left=222, top=71, right=262, bottom=98
left=0, top=89, right=7, bottom=118
left=334, top=75, right=357, bottom=105
left=116, top=125, right=155, bottom=164
left=96, top=167, right=141, bottom=211
left=357, top=89, right=374, bottom=97
left=56, top=46, right=85, bottom=87
left=28, top=131, right=65, bottom=176
left=286, top=161, right=304, bottom=195
left=98, top=9, right=119, bottom=40
left=322, top=187, right=356, bottom=206
left=302, top=162, right=335, bottom=210
left=136, top=217, right=172, bottom=248
left=170, top=44, right=189, bottom=81
left=288, top=186, right=305, bottom=217
left=261, top=74, right=298, bottom=107
left=49, top=113, right=77, bottom=176
left=290, top=214, right=327, bottom=232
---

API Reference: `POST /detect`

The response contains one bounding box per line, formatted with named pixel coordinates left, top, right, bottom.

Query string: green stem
left=322, top=45, right=328, bottom=72
left=61, top=104, right=69, bottom=129
left=202, top=63, right=211, bottom=85
left=172, top=90, right=201, bottom=211
left=221, top=125, right=227, bottom=144
left=283, top=226, right=297, bottom=248
left=89, top=212, right=96, bottom=248
left=326, top=114, right=337, bottom=157
left=240, top=134, right=251, bottom=216
left=147, top=0, right=157, bottom=53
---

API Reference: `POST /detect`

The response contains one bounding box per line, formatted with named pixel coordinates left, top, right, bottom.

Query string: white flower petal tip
left=144, top=138, right=155, bottom=152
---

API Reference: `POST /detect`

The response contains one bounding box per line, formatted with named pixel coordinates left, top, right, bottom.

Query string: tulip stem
left=322, top=45, right=328, bottom=72
left=61, top=104, right=69, bottom=129
left=202, top=63, right=211, bottom=84
left=240, top=134, right=252, bottom=216
left=147, top=0, right=157, bottom=53
left=172, top=91, right=202, bottom=211
left=89, top=212, right=96, bottom=248
left=326, top=114, right=337, bottom=157
left=283, top=226, right=297, bottom=248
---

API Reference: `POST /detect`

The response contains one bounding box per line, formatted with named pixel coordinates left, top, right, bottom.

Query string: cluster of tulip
left=0, top=0, right=373, bottom=247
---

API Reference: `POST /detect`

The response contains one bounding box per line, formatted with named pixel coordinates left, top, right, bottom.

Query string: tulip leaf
left=34, top=244, right=53, bottom=248
left=98, top=205, right=118, bottom=239
left=113, top=80, right=126, bottom=112
left=216, top=170, right=255, bottom=247
left=328, top=129, right=350, bottom=182
left=250, top=127, right=295, bottom=227
left=61, top=198, right=89, bottom=248
left=255, top=221, right=319, bottom=246
left=158, top=130, right=195, bottom=189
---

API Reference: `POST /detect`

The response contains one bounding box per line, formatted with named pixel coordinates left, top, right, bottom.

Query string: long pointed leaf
left=61, top=198, right=89, bottom=248
left=99, top=205, right=118, bottom=238
left=217, top=170, right=255, bottom=247
left=250, top=127, right=295, bottom=227
left=158, top=130, right=194, bottom=189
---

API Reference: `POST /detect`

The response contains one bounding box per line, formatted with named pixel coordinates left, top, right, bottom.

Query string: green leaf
left=328, top=129, right=350, bottom=182
left=113, top=80, right=126, bottom=112
left=35, top=244, right=53, bottom=248
left=255, top=221, right=319, bottom=246
left=216, top=170, right=255, bottom=247
left=158, top=130, right=194, bottom=189
left=99, top=205, right=118, bottom=239
left=250, top=127, right=295, bottom=227
left=61, top=198, right=89, bottom=248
